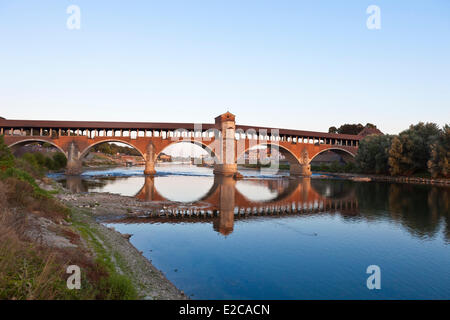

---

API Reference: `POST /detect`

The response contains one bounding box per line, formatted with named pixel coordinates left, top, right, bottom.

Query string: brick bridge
left=1, top=112, right=361, bottom=177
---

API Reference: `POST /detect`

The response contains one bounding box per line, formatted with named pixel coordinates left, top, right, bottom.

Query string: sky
left=0, top=0, right=449, bottom=137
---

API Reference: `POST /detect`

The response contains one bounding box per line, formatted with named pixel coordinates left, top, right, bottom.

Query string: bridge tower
left=213, top=111, right=238, bottom=176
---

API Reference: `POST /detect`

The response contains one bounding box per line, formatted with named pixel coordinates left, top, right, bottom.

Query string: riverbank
left=68, top=205, right=187, bottom=299
left=315, top=171, right=450, bottom=186
left=53, top=181, right=187, bottom=299
left=0, top=173, right=186, bottom=299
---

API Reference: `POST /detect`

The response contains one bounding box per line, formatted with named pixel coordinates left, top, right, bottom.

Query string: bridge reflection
left=62, top=175, right=449, bottom=239
left=123, top=176, right=358, bottom=235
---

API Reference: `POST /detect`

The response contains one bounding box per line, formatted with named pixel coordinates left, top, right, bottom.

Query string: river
left=50, top=163, right=450, bottom=299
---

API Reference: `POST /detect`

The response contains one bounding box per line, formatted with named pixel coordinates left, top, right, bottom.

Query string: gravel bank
left=58, top=191, right=188, bottom=300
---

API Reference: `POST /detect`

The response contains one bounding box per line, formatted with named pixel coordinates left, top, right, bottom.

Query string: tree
left=388, top=122, right=441, bottom=176
left=53, top=152, right=68, bottom=170
left=337, top=124, right=364, bottom=135
left=428, top=124, right=449, bottom=178
left=328, top=126, right=338, bottom=134
left=356, top=134, right=393, bottom=174
left=0, top=135, right=14, bottom=169
left=328, top=123, right=378, bottom=135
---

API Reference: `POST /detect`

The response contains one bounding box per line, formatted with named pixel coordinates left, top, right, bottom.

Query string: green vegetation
left=388, top=123, right=441, bottom=176
left=329, top=123, right=377, bottom=135
left=355, top=134, right=394, bottom=174
left=20, top=151, right=67, bottom=172
left=93, top=143, right=141, bottom=156
left=71, top=217, right=138, bottom=300
left=428, top=125, right=449, bottom=178
left=0, top=135, right=138, bottom=300
left=353, top=122, right=448, bottom=178
left=311, top=161, right=357, bottom=173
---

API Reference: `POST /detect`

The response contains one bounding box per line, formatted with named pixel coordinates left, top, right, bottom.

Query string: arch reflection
left=134, top=175, right=360, bottom=235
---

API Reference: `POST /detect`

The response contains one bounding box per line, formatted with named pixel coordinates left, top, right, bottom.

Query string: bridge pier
left=289, top=163, right=312, bottom=177
left=65, top=142, right=82, bottom=175
left=144, top=142, right=157, bottom=175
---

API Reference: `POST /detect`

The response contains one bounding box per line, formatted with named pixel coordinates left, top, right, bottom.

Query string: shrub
left=388, top=122, right=441, bottom=176
left=428, top=124, right=449, bottom=178
left=356, top=134, right=393, bottom=174
left=0, top=135, right=14, bottom=170
left=53, top=152, right=67, bottom=169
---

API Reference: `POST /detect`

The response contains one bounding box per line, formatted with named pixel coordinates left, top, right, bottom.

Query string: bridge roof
left=235, top=124, right=361, bottom=140
left=0, top=119, right=361, bottom=140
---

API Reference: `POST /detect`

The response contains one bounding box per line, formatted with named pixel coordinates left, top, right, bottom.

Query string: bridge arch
left=79, top=140, right=145, bottom=160
left=236, top=142, right=302, bottom=166
left=7, top=139, right=68, bottom=159
left=309, top=147, right=357, bottom=162
left=155, top=140, right=219, bottom=163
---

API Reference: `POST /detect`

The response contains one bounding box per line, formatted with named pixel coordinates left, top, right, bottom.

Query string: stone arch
left=236, top=142, right=302, bottom=166
left=79, top=139, right=145, bottom=160
left=155, top=140, right=219, bottom=163
left=309, top=147, right=356, bottom=163
left=7, top=139, right=68, bottom=159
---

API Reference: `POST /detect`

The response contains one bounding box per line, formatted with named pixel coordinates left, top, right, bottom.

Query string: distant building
left=158, top=153, right=172, bottom=162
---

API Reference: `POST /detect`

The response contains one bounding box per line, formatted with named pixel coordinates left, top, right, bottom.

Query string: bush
left=428, top=124, right=449, bottom=178
left=388, top=122, right=441, bottom=176
left=53, top=152, right=67, bottom=169
left=356, top=134, right=393, bottom=174
left=19, top=152, right=67, bottom=172
left=0, top=135, right=14, bottom=170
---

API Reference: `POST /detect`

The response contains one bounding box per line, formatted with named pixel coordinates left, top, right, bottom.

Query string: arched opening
left=8, top=139, right=66, bottom=158
left=309, top=148, right=356, bottom=173
left=8, top=139, right=68, bottom=172
left=79, top=141, right=145, bottom=169
left=150, top=141, right=217, bottom=202
left=155, top=141, right=219, bottom=168
left=236, top=143, right=301, bottom=174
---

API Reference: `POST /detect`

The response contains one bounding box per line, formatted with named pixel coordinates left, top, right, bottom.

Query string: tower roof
left=215, top=111, right=235, bottom=123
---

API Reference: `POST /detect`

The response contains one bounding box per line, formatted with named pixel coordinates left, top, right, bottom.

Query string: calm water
left=52, top=164, right=450, bottom=299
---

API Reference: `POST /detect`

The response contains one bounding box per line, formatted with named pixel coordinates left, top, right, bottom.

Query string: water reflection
left=60, top=171, right=450, bottom=242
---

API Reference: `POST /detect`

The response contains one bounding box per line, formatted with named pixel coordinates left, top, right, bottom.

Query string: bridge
left=0, top=112, right=361, bottom=177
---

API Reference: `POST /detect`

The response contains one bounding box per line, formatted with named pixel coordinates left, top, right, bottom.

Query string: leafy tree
left=428, top=124, right=449, bottom=178
left=337, top=124, right=364, bottom=135
left=0, top=135, right=14, bottom=169
left=53, top=152, right=67, bottom=170
left=356, top=134, right=393, bottom=174
left=388, top=122, right=441, bottom=176
left=365, top=123, right=377, bottom=129
left=328, top=123, right=378, bottom=135
left=328, top=126, right=338, bottom=134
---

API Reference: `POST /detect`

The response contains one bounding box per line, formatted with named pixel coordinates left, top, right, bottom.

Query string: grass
left=0, top=138, right=139, bottom=300
left=70, top=211, right=138, bottom=300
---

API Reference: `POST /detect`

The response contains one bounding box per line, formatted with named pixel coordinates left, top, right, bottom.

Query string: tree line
left=93, top=143, right=141, bottom=157
left=355, top=122, right=449, bottom=178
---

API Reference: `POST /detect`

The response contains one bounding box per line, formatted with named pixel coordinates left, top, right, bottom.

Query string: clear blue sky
left=1, top=0, right=449, bottom=134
